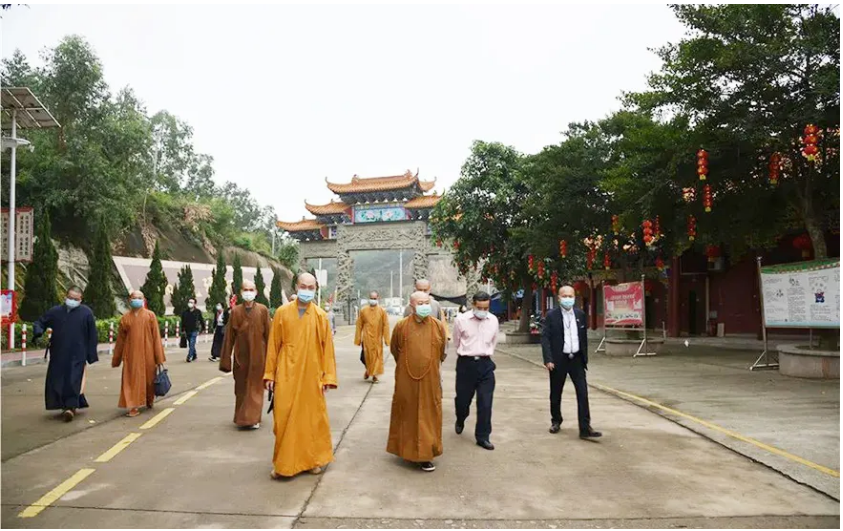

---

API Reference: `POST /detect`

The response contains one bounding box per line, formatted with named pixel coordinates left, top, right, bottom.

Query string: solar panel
left=1, top=87, right=60, bottom=130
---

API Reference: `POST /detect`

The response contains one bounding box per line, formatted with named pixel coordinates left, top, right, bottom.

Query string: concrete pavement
left=1, top=321, right=838, bottom=528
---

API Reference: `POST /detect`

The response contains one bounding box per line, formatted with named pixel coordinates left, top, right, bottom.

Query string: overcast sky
left=1, top=4, right=687, bottom=222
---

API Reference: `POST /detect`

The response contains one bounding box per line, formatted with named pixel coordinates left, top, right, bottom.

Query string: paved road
left=1, top=322, right=838, bottom=528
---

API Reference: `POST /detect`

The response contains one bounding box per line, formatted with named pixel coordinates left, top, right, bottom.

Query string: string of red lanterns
left=802, top=124, right=819, bottom=162
left=611, top=215, right=620, bottom=233
left=642, top=219, right=654, bottom=246
left=603, top=252, right=611, bottom=270
left=559, top=240, right=567, bottom=258
left=697, top=149, right=709, bottom=181
left=768, top=153, right=781, bottom=186
left=703, top=184, right=713, bottom=212
left=687, top=215, right=697, bottom=241
left=654, top=216, right=661, bottom=238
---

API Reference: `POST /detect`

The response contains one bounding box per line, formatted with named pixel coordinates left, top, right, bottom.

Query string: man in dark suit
left=540, top=285, right=602, bottom=440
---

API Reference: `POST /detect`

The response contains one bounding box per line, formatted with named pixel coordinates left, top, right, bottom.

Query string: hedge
left=1, top=312, right=215, bottom=351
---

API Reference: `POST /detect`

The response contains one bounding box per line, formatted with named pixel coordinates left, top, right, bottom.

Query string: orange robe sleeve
left=149, top=312, right=166, bottom=365
left=264, top=308, right=283, bottom=381
left=381, top=308, right=391, bottom=346
left=437, top=319, right=448, bottom=362
left=319, top=312, right=338, bottom=389
left=389, top=319, right=404, bottom=362
left=112, top=315, right=128, bottom=368
left=354, top=309, right=364, bottom=346
left=220, top=311, right=237, bottom=373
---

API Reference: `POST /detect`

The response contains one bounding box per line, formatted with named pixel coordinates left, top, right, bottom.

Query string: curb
left=1, top=342, right=186, bottom=368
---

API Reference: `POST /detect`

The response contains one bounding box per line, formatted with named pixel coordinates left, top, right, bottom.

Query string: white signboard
left=760, top=259, right=839, bottom=329
left=1, top=207, right=34, bottom=263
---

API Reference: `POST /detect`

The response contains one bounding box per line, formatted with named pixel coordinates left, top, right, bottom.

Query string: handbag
left=179, top=334, right=187, bottom=349
left=154, top=365, right=172, bottom=397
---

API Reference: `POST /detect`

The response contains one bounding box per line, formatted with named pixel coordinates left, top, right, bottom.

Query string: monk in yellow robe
left=220, top=280, right=270, bottom=429
left=264, top=272, right=338, bottom=479
left=112, top=290, right=166, bottom=417
left=387, top=291, right=447, bottom=472
left=354, top=290, right=390, bottom=383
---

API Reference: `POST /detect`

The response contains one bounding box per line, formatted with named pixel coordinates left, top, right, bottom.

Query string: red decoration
left=697, top=149, right=709, bottom=181
left=550, top=271, right=559, bottom=293
left=603, top=252, right=611, bottom=270
left=528, top=255, right=534, bottom=272
left=793, top=234, right=813, bottom=258
left=705, top=245, right=721, bottom=263
left=687, top=215, right=696, bottom=241
left=644, top=279, right=656, bottom=295
left=654, top=216, right=661, bottom=237
left=642, top=219, right=654, bottom=245
left=703, top=184, right=713, bottom=213
left=802, top=124, right=820, bottom=162
left=768, top=153, right=781, bottom=186
left=573, top=280, right=589, bottom=295
left=655, top=256, right=665, bottom=271
left=611, top=215, right=620, bottom=233
left=537, top=261, right=545, bottom=280
left=559, top=240, right=567, bottom=258
left=586, top=249, right=594, bottom=270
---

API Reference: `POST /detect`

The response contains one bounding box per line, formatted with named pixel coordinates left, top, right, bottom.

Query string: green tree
left=232, top=253, right=243, bottom=295
left=83, top=220, right=116, bottom=318
left=254, top=266, right=269, bottom=306
left=171, top=265, right=196, bottom=316
left=140, top=241, right=167, bottom=316
left=431, top=140, right=536, bottom=333
left=207, top=250, right=228, bottom=308
left=18, top=211, right=60, bottom=321
left=269, top=267, right=284, bottom=309
left=628, top=4, right=840, bottom=258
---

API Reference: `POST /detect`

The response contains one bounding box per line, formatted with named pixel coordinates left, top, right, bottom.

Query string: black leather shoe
left=476, top=440, right=495, bottom=450
left=549, top=423, right=561, bottom=434
left=580, top=428, right=602, bottom=439
left=455, top=420, right=464, bottom=435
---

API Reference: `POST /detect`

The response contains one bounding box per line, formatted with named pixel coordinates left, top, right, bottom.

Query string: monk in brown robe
left=387, top=291, right=447, bottom=472
left=354, top=290, right=390, bottom=383
left=220, top=280, right=270, bottom=429
left=264, top=272, right=338, bottom=479
left=112, top=290, right=166, bottom=417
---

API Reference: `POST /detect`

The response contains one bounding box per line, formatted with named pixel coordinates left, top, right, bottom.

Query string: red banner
left=603, top=282, right=644, bottom=326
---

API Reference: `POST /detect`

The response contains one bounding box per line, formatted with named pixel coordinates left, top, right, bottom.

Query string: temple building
left=277, top=170, right=442, bottom=241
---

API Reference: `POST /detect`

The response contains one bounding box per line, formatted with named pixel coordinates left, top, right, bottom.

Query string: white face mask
left=188, top=302, right=195, bottom=309
left=242, top=291, right=256, bottom=302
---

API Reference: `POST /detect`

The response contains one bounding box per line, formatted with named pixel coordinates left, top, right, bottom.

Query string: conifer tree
left=140, top=241, right=167, bottom=316
left=254, top=266, right=269, bottom=306
left=19, top=211, right=60, bottom=321
left=83, top=220, right=116, bottom=317
left=208, top=250, right=228, bottom=307
left=269, top=267, right=284, bottom=308
left=232, top=252, right=243, bottom=294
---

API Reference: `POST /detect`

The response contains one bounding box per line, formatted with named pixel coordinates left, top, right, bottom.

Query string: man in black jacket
left=181, top=298, right=205, bottom=363
left=540, top=285, right=601, bottom=440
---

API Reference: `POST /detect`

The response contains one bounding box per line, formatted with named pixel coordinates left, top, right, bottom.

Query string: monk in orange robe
left=264, top=272, right=338, bottom=479
left=387, top=291, right=447, bottom=472
left=112, top=290, right=166, bottom=417
left=220, top=280, right=270, bottom=429
left=354, top=290, right=390, bottom=383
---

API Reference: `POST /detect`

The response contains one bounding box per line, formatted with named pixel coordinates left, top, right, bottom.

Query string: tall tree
left=232, top=253, right=243, bottom=294
left=208, top=250, right=228, bottom=308
left=83, top=220, right=116, bottom=318
left=431, top=140, right=536, bottom=333
left=269, top=267, right=284, bottom=309
left=140, top=241, right=167, bottom=316
left=18, top=211, right=60, bottom=321
left=254, top=266, right=269, bottom=306
left=628, top=4, right=840, bottom=258
left=275, top=236, right=300, bottom=270
left=171, top=265, right=196, bottom=316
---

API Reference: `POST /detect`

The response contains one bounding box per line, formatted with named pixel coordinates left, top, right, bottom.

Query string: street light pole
left=7, top=110, right=16, bottom=349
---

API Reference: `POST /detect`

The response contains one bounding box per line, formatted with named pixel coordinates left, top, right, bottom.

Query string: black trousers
left=549, top=353, right=591, bottom=433
left=455, top=356, right=496, bottom=442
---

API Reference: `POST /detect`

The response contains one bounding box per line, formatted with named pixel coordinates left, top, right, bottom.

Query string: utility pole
left=399, top=251, right=403, bottom=304
left=390, top=270, right=394, bottom=299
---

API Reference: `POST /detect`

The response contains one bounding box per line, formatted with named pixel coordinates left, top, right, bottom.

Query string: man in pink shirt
left=452, top=291, right=499, bottom=450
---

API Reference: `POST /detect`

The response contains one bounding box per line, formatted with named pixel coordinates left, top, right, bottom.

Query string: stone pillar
left=413, top=251, right=429, bottom=283
left=668, top=256, right=681, bottom=337
left=336, top=249, right=354, bottom=306
left=464, top=266, right=481, bottom=305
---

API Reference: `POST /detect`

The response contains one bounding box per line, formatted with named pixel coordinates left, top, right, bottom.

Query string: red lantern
left=559, top=240, right=567, bottom=258
left=802, top=124, right=820, bottom=161
left=642, top=219, right=654, bottom=245
left=697, top=149, right=709, bottom=181
left=603, top=252, right=611, bottom=270
left=687, top=215, right=696, bottom=241
left=586, top=249, right=594, bottom=270
left=528, top=255, right=534, bottom=272
left=537, top=261, right=545, bottom=280
left=793, top=234, right=812, bottom=259
left=453, top=241, right=460, bottom=250
left=768, top=153, right=781, bottom=186
left=550, top=271, right=559, bottom=293
left=655, top=256, right=665, bottom=271
left=644, top=279, right=655, bottom=295
left=703, top=184, right=713, bottom=213
left=705, top=245, right=721, bottom=263
left=611, top=215, right=620, bottom=233
left=654, top=216, right=661, bottom=237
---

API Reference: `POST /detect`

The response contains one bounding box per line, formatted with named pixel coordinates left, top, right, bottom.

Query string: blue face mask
left=415, top=304, right=432, bottom=318
left=560, top=297, right=575, bottom=310
left=65, top=299, right=81, bottom=310
left=130, top=298, right=144, bottom=309
left=297, top=289, right=315, bottom=303
left=473, top=309, right=489, bottom=319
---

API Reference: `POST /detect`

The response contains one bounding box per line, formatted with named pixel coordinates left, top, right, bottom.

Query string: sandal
left=127, top=408, right=140, bottom=417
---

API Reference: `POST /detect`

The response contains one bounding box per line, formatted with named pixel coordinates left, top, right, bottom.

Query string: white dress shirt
left=561, top=308, right=580, bottom=354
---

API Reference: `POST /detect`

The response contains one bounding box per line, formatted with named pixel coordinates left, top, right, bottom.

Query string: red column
left=540, top=287, right=547, bottom=317
left=668, top=256, right=681, bottom=337
left=589, top=281, right=598, bottom=330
